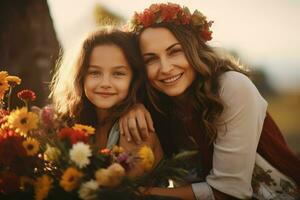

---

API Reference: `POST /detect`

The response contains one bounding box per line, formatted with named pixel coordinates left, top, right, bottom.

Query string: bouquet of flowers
left=0, top=71, right=198, bottom=200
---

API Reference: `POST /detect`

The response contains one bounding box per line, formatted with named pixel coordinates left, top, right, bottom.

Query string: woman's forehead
left=139, top=27, right=179, bottom=53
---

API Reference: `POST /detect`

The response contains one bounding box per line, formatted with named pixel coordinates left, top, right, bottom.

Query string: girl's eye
left=87, top=71, right=100, bottom=76
left=113, top=72, right=126, bottom=76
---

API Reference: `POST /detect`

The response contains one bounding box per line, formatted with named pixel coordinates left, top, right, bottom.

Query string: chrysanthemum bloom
left=60, top=167, right=83, bottom=192
left=22, top=137, right=40, bottom=156
left=0, top=71, right=9, bottom=100
left=17, top=89, right=36, bottom=102
left=95, top=163, right=125, bottom=187
left=0, top=134, right=26, bottom=166
left=6, top=75, right=21, bottom=86
left=69, top=142, right=92, bottom=169
left=138, top=145, right=155, bottom=171
left=58, top=127, right=88, bottom=144
left=78, top=179, right=99, bottom=200
left=7, top=107, right=39, bottom=136
left=44, top=144, right=61, bottom=162
left=34, top=175, right=52, bottom=200
left=73, top=124, right=95, bottom=135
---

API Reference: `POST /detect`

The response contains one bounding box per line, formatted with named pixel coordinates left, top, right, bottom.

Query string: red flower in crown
left=17, top=89, right=36, bottom=102
left=200, top=22, right=213, bottom=41
left=131, top=3, right=213, bottom=42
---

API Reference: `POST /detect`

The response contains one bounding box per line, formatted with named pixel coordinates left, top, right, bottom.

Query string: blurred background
left=0, top=0, right=299, bottom=154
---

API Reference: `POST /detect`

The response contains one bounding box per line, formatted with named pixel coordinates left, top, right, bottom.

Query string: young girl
left=50, top=27, right=162, bottom=174
left=120, top=3, right=300, bottom=200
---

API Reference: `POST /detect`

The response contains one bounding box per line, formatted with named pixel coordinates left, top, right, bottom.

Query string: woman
left=50, top=27, right=163, bottom=176
left=119, top=3, right=300, bottom=200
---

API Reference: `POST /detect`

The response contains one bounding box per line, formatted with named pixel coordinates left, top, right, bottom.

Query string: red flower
left=161, top=3, right=181, bottom=22
left=58, top=127, right=88, bottom=144
left=139, top=9, right=155, bottom=27
left=0, top=172, right=20, bottom=194
left=0, top=134, right=27, bottom=166
left=200, top=22, right=213, bottom=41
left=99, top=148, right=111, bottom=155
left=17, top=89, right=36, bottom=102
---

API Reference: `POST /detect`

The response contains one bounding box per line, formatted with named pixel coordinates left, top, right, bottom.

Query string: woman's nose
left=159, top=57, right=174, bottom=74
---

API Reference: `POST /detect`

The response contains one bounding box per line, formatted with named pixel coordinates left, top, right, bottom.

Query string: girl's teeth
left=163, top=74, right=181, bottom=83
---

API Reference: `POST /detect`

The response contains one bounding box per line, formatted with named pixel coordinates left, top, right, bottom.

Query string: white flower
left=78, top=179, right=98, bottom=200
left=69, top=142, right=92, bottom=168
left=44, top=144, right=61, bottom=161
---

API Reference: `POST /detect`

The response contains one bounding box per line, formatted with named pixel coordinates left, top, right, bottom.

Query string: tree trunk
left=0, top=0, right=60, bottom=107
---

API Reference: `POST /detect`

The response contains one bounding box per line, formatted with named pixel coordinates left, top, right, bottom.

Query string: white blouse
left=191, top=71, right=298, bottom=200
left=205, top=71, right=268, bottom=198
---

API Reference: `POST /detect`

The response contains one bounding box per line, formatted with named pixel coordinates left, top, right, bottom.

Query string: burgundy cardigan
left=182, top=112, right=300, bottom=186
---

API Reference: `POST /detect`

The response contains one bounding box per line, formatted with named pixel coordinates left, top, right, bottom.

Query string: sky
left=48, top=0, right=300, bottom=91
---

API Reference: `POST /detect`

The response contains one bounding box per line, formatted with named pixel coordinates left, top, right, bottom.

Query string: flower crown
left=129, top=2, right=213, bottom=42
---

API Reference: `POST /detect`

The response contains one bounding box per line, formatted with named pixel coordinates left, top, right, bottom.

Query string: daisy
left=0, top=71, right=9, bottom=100
left=6, top=75, right=21, bottom=86
left=7, top=107, right=39, bottom=136
left=22, top=137, right=40, bottom=156
left=72, top=124, right=95, bottom=135
left=60, top=167, right=83, bottom=192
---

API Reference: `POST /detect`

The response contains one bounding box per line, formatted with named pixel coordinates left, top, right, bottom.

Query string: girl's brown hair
left=138, top=23, right=248, bottom=143
left=50, top=27, right=144, bottom=127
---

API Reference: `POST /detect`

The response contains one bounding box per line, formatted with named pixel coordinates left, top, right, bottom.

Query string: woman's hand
left=119, top=103, right=155, bottom=144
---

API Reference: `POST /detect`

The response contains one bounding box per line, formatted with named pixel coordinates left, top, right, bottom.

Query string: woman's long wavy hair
left=137, top=23, right=249, bottom=143
left=50, top=27, right=145, bottom=127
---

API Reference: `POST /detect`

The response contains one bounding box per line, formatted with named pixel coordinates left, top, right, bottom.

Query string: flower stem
left=7, top=86, right=13, bottom=112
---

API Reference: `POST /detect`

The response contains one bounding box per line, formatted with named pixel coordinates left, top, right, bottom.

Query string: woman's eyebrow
left=143, top=43, right=181, bottom=56
left=165, top=43, right=181, bottom=51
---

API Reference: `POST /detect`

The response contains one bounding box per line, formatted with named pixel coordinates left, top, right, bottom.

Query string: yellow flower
left=112, top=145, right=125, bottom=155
left=60, top=167, right=83, bottom=192
left=72, top=124, right=95, bottom=135
left=23, top=137, right=40, bottom=156
left=34, top=175, right=52, bottom=200
left=138, top=145, right=155, bottom=171
left=95, top=163, right=125, bottom=187
left=0, top=71, right=9, bottom=100
left=7, top=107, right=39, bottom=136
left=6, top=75, right=21, bottom=86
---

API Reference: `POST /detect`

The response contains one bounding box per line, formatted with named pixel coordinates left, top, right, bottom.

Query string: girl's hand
left=119, top=103, right=155, bottom=144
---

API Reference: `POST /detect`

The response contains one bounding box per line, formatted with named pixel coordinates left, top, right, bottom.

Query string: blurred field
left=266, top=92, right=300, bottom=156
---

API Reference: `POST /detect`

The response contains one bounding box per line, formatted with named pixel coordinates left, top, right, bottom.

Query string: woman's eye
left=169, top=48, right=182, bottom=55
left=144, top=57, right=157, bottom=65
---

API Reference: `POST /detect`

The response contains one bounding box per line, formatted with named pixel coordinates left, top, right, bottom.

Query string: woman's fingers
left=128, top=117, right=142, bottom=144
left=136, top=110, right=149, bottom=139
left=145, top=110, right=155, bottom=133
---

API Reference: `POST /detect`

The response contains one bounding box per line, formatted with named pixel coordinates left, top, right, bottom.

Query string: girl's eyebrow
left=88, top=65, right=129, bottom=69
left=143, top=43, right=181, bottom=56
